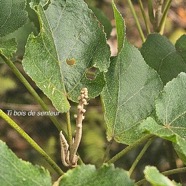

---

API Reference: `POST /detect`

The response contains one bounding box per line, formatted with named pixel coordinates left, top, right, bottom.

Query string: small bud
left=81, top=109, right=86, bottom=113
left=77, top=105, right=82, bottom=110
left=74, top=114, right=77, bottom=118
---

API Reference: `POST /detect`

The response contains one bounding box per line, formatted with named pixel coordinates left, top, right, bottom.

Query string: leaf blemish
left=66, top=58, right=76, bottom=66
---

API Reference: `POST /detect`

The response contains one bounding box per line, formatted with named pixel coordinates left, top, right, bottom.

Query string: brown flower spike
left=60, top=88, right=88, bottom=167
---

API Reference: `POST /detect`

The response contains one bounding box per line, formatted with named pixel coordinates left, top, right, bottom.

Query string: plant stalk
left=158, top=0, right=172, bottom=33
left=66, top=111, right=73, bottom=145
left=126, top=0, right=145, bottom=42
left=138, top=0, right=150, bottom=34
left=129, top=137, right=154, bottom=176
left=148, top=0, right=155, bottom=26
left=107, top=134, right=152, bottom=164
left=0, top=53, right=63, bottom=131
left=0, top=109, right=64, bottom=175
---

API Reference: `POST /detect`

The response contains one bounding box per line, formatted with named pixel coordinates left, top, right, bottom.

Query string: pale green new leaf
left=144, top=166, right=181, bottom=186
left=141, top=34, right=186, bottom=85
left=0, top=0, right=28, bottom=37
left=23, top=0, right=110, bottom=112
left=0, top=140, right=51, bottom=186
left=101, top=40, right=163, bottom=144
left=58, top=164, right=134, bottom=186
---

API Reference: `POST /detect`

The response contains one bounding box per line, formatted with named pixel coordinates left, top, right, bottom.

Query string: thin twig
left=158, top=0, right=172, bottom=33
left=107, top=134, right=153, bottom=164
left=138, top=0, right=150, bottom=34
left=0, top=53, right=63, bottom=132
left=102, top=139, right=114, bottom=163
left=126, top=0, right=145, bottom=42
left=0, top=109, right=64, bottom=175
left=66, top=111, right=73, bottom=145
left=148, top=0, right=155, bottom=26
left=129, top=137, right=154, bottom=176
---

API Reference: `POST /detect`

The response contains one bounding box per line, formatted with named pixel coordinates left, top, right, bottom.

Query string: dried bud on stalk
left=60, top=88, right=88, bottom=167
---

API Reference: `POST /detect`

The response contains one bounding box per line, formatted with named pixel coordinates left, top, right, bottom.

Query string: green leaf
left=0, top=38, right=17, bottom=58
left=90, top=7, right=112, bottom=39
left=140, top=34, right=186, bottom=85
left=23, top=0, right=110, bottom=112
left=0, top=140, right=51, bottom=186
left=58, top=164, right=134, bottom=186
left=101, top=40, right=163, bottom=144
left=175, top=34, right=186, bottom=61
left=144, top=166, right=180, bottom=186
left=141, top=73, right=186, bottom=162
left=0, top=0, right=28, bottom=37
left=112, top=0, right=125, bottom=53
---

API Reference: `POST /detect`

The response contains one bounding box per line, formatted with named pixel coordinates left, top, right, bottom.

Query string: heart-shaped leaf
left=141, top=34, right=186, bottom=85
left=0, top=140, right=51, bottom=186
left=56, top=164, right=134, bottom=186
left=0, top=0, right=28, bottom=37
left=101, top=3, right=162, bottom=145
left=22, top=0, right=110, bottom=112
left=141, top=73, right=186, bottom=162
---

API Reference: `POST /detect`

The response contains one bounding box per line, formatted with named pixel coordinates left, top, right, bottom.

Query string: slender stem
left=0, top=53, right=63, bottom=131
left=158, top=0, right=172, bottom=33
left=126, top=0, right=145, bottom=42
left=66, top=111, right=72, bottom=145
left=138, top=0, right=150, bottom=34
left=0, top=109, right=64, bottom=175
left=107, top=134, right=152, bottom=164
left=129, top=137, right=154, bottom=176
left=148, top=0, right=155, bottom=26
left=136, top=167, right=186, bottom=185
left=103, top=139, right=114, bottom=163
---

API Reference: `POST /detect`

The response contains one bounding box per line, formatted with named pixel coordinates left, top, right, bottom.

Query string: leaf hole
left=85, top=67, right=98, bottom=80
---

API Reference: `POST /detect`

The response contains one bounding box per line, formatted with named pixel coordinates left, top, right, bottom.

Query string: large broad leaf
left=0, top=140, right=51, bottom=186
left=144, top=166, right=181, bottom=186
left=140, top=34, right=186, bottom=85
left=22, top=0, right=110, bottom=113
left=141, top=73, right=186, bottom=163
left=101, top=40, right=163, bottom=144
left=55, top=164, right=134, bottom=186
left=0, top=0, right=28, bottom=37
left=101, top=3, right=162, bottom=145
